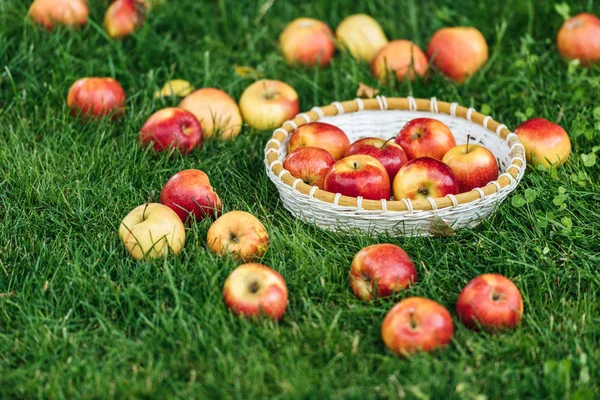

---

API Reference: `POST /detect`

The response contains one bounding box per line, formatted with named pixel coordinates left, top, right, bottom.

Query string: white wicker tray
left=264, top=96, right=526, bottom=236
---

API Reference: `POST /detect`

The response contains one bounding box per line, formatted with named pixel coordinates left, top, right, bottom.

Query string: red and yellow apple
left=350, top=244, right=417, bottom=301
left=206, top=211, right=269, bottom=261
left=372, top=40, right=428, bottom=83
left=283, top=146, right=335, bottom=189
left=223, top=263, right=288, bottom=320
left=118, top=203, right=186, bottom=260
left=514, top=118, right=571, bottom=168
left=381, top=297, right=454, bottom=357
left=557, top=13, right=600, bottom=66
left=179, top=88, right=243, bottom=140
left=324, top=155, right=390, bottom=200
left=104, top=0, right=145, bottom=39
left=29, top=0, right=88, bottom=30
left=392, top=157, right=459, bottom=200
left=138, top=108, right=203, bottom=154
left=426, top=27, right=488, bottom=83
left=238, top=79, right=300, bottom=130
left=442, top=142, right=498, bottom=192
left=346, top=137, right=408, bottom=181
left=456, top=274, right=524, bottom=331
left=287, top=122, right=350, bottom=161
left=279, top=18, right=336, bottom=68
left=67, top=77, right=127, bottom=119
left=335, top=14, right=388, bottom=63
left=160, top=169, right=222, bottom=223
left=396, top=118, right=456, bottom=160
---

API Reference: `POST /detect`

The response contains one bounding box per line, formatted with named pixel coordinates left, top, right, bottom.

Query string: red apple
left=392, top=157, right=459, bottom=201
left=426, top=27, right=489, bottom=83
left=557, top=13, right=600, bottom=66
left=371, top=40, right=428, bottom=84
left=346, top=137, right=408, bottom=181
left=442, top=142, right=499, bottom=193
left=456, top=274, right=524, bottom=331
left=350, top=244, right=417, bottom=301
left=138, top=108, right=203, bottom=154
left=287, top=122, right=350, bottom=161
left=238, top=79, right=300, bottom=130
left=223, top=263, right=288, bottom=320
left=514, top=118, right=572, bottom=168
left=324, top=155, right=390, bottom=200
left=160, top=169, right=222, bottom=223
left=381, top=297, right=454, bottom=357
left=283, top=147, right=335, bottom=189
left=279, top=18, right=336, bottom=68
left=104, top=0, right=145, bottom=39
left=29, top=0, right=88, bottom=30
left=396, top=118, right=456, bottom=160
left=206, top=211, right=269, bottom=261
left=67, top=77, right=126, bottom=119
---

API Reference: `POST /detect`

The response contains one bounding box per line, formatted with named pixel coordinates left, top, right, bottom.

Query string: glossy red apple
left=346, top=137, right=408, bottom=181
left=223, top=263, right=288, bottom=320
left=442, top=140, right=499, bottom=193
left=67, top=77, right=126, bottom=119
left=381, top=297, right=454, bottom=357
left=392, top=157, right=459, bottom=201
left=514, top=118, right=571, bottom=168
left=350, top=244, right=417, bottom=301
left=324, top=155, right=390, bottom=200
left=139, top=108, right=203, bottom=154
left=160, top=169, right=222, bottom=223
left=396, top=118, right=456, bottom=160
left=283, top=146, right=335, bottom=189
left=287, top=122, right=350, bottom=161
left=456, top=274, right=524, bottom=331
left=557, top=13, right=600, bottom=66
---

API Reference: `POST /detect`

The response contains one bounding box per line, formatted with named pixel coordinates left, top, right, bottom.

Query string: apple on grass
left=346, top=137, right=408, bottom=181
left=119, top=203, right=186, bottom=261
left=324, top=155, right=390, bottom=200
left=279, top=18, right=336, bottom=68
left=238, top=79, right=300, bottom=131
left=138, top=108, right=203, bottom=154
left=283, top=146, right=335, bottom=189
left=206, top=211, right=269, bottom=261
left=392, top=157, right=459, bottom=200
left=287, top=122, right=350, bottom=161
left=336, top=14, right=388, bottom=63
left=223, top=263, right=288, bottom=320
left=160, top=169, right=222, bottom=223
left=557, top=13, right=600, bottom=66
left=371, top=40, right=428, bottom=84
left=514, top=118, right=571, bottom=168
left=426, top=27, right=489, bottom=83
left=442, top=137, right=499, bottom=193
left=381, top=297, right=454, bottom=357
left=67, top=77, right=126, bottom=119
left=456, top=274, right=524, bottom=331
left=396, top=118, right=456, bottom=160
left=350, top=244, right=417, bottom=301
left=29, top=0, right=88, bottom=30
left=104, top=0, right=146, bottom=39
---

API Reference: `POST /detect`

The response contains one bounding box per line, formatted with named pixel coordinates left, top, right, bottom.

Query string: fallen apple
left=557, top=13, right=600, bottom=66
left=372, top=40, right=428, bottom=84
left=29, top=0, right=88, bottom=30
left=104, top=0, right=146, bottom=39
left=514, top=118, right=571, bottom=168
left=138, top=108, right=203, bottom=154
left=206, top=211, right=269, bottom=261
left=336, top=14, right=388, bottom=63
left=239, top=79, right=300, bottom=130
left=67, top=77, right=127, bottom=119
left=280, top=17, right=336, bottom=68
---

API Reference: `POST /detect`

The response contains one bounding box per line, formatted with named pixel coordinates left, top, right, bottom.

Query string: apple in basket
left=346, top=137, right=408, bottom=181
left=206, top=211, right=269, bottom=261
left=67, top=77, right=126, bottom=119
left=514, top=118, right=571, bottom=168
left=138, top=108, right=203, bottom=154
left=279, top=17, right=336, bottom=68
left=29, top=0, right=88, bottom=30
left=557, top=13, right=600, bottom=66
left=283, top=147, right=335, bottom=189
left=238, top=79, right=300, bottom=130
left=350, top=244, right=417, bottom=301
left=426, top=27, right=489, bottom=83
left=442, top=137, right=499, bottom=193
left=371, top=40, right=428, bottom=83
left=456, top=274, right=524, bottom=331
left=223, top=263, right=288, bottom=320
left=396, top=118, right=456, bottom=160
left=160, top=169, right=222, bottom=223
left=392, top=157, right=459, bottom=200
left=324, top=155, right=390, bottom=200
left=287, top=122, right=350, bottom=161
left=381, top=297, right=454, bottom=357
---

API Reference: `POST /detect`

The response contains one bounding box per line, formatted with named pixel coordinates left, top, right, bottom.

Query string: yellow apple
left=336, top=14, right=388, bottom=63
left=238, top=79, right=300, bottom=130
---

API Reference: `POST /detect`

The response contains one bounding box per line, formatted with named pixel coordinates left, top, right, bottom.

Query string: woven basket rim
left=264, top=96, right=526, bottom=212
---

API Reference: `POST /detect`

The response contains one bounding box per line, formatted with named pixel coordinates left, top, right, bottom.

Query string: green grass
left=1, top=0, right=600, bottom=398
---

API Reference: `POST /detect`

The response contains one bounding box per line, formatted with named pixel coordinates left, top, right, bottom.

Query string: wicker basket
left=264, top=96, right=526, bottom=236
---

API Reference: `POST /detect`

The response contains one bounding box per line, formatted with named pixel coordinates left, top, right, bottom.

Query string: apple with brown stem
left=442, top=135, right=499, bottom=192
left=287, top=122, right=350, bottom=161
left=324, top=155, right=390, bottom=200
left=238, top=79, right=300, bottom=131
left=346, top=137, right=408, bottom=181
left=396, top=118, right=456, bottom=160
left=392, top=157, right=459, bottom=200
left=206, top=211, right=269, bottom=261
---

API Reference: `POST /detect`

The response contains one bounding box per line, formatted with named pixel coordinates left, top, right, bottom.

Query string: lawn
left=1, top=0, right=600, bottom=398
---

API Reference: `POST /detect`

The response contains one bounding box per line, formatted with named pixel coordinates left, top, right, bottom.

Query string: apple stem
left=409, top=309, right=417, bottom=330
left=249, top=281, right=260, bottom=294
left=382, top=136, right=396, bottom=147
left=143, top=190, right=155, bottom=221
left=466, top=134, right=471, bottom=154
